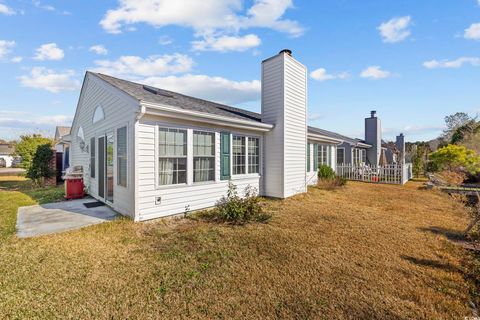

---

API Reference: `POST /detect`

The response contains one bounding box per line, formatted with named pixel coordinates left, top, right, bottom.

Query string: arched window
left=92, top=105, right=105, bottom=124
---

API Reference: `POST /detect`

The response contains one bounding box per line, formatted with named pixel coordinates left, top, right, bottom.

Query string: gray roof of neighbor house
left=308, top=126, right=371, bottom=147
left=55, top=126, right=71, bottom=141
left=91, top=72, right=370, bottom=147
left=0, top=144, right=15, bottom=155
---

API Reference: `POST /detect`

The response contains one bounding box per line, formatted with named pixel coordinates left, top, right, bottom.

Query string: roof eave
left=140, top=101, right=274, bottom=132
left=308, top=133, right=343, bottom=144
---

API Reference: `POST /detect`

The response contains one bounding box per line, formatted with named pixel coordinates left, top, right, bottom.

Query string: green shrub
left=205, top=182, right=267, bottom=224
left=428, top=144, right=480, bottom=175
left=15, top=134, right=53, bottom=170
left=27, top=143, right=54, bottom=186
left=318, top=164, right=336, bottom=180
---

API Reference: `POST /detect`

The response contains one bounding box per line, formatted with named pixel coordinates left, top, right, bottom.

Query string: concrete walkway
left=17, top=198, right=118, bottom=238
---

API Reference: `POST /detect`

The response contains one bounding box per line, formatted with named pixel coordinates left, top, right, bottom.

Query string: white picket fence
left=336, top=163, right=413, bottom=185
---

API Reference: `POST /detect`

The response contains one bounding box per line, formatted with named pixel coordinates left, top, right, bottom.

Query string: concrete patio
left=16, top=198, right=118, bottom=238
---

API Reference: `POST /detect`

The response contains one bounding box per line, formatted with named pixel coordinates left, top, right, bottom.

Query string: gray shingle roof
left=91, top=72, right=369, bottom=147
left=308, top=126, right=370, bottom=146
left=0, top=144, right=15, bottom=155
left=55, top=126, right=71, bottom=140
left=92, top=72, right=262, bottom=122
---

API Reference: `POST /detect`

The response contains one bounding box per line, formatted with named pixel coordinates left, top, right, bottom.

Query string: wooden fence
left=336, top=163, right=412, bottom=185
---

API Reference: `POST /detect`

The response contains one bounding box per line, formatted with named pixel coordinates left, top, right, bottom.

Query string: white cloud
left=308, top=113, right=324, bottom=121
left=93, top=54, right=194, bottom=77
left=158, top=35, right=173, bottom=45
left=310, top=68, right=350, bottom=81
left=11, top=56, right=23, bottom=63
left=464, top=23, right=480, bottom=40
left=18, top=67, right=80, bottom=93
left=142, top=74, right=260, bottom=105
left=192, top=34, right=261, bottom=52
left=101, top=0, right=303, bottom=35
left=34, top=43, right=65, bottom=61
left=0, top=40, right=15, bottom=58
left=0, top=2, right=15, bottom=15
left=0, top=110, right=73, bottom=138
left=378, top=16, right=412, bottom=43
left=89, top=45, right=108, bottom=55
left=360, top=66, right=391, bottom=79
left=423, top=57, right=480, bottom=69
left=100, top=0, right=303, bottom=51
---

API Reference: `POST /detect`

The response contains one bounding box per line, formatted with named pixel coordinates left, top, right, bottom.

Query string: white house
left=69, top=50, right=383, bottom=221
left=0, top=144, right=15, bottom=168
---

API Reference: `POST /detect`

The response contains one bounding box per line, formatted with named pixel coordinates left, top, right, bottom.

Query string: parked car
left=11, top=157, right=22, bottom=168
left=0, top=158, right=6, bottom=168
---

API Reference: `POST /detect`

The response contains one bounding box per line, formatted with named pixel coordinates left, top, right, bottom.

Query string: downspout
left=133, top=105, right=146, bottom=222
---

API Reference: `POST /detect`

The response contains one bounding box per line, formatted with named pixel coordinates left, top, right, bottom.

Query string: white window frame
left=248, top=137, right=260, bottom=174
left=92, top=105, right=105, bottom=124
left=157, top=126, right=188, bottom=187
left=230, top=133, right=262, bottom=179
left=232, top=135, right=246, bottom=175
left=193, top=130, right=216, bottom=184
left=116, top=125, right=128, bottom=188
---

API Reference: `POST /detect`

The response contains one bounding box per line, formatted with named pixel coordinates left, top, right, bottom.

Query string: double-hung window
left=117, top=126, right=127, bottom=187
left=193, top=131, right=215, bottom=182
left=158, top=128, right=187, bottom=185
left=318, top=145, right=328, bottom=165
left=248, top=137, right=260, bottom=174
left=232, top=136, right=246, bottom=175
left=337, top=148, right=345, bottom=165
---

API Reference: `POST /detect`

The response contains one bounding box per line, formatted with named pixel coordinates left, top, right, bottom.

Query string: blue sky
left=0, top=0, right=479, bottom=142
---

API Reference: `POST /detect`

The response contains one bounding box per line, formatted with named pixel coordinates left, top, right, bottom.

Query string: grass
left=0, top=176, right=64, bottom=239
left=0, top=176, right=477, bottom=319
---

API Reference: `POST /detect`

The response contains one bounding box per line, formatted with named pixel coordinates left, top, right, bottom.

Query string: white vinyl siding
left=136, top=116, right=262, bottom=221
left=69, top=73, right=136, bottom=218
left=262, top=52, right=307, bottom=198
left=283, top=54, right=307, bottom=197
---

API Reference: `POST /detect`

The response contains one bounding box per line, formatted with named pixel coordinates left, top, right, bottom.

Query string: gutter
left=140, top=101, right=274, bottom=132
left=308, top=132, right=343, bottom=144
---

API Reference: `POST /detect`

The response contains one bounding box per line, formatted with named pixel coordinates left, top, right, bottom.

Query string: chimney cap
left=279, top=49, right=292, bottom=56
left=370, top=110, right=377, bottom=118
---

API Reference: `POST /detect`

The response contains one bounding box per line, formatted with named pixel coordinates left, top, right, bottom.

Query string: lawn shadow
left=400, top=255, right=459, bottom=273
left=0, top=177, right=64, bottom=205
left=418, top=226, right=465, bottom=241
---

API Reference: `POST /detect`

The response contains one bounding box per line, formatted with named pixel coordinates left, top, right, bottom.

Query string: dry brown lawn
left=0, top=176, right=476, bottom=319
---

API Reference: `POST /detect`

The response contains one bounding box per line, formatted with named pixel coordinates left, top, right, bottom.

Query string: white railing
left=336, top=163, right=413, bottom=185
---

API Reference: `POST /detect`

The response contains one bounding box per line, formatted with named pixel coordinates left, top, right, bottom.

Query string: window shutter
left=220, top=132, right=231, bottom=180
left=90, top=137, right=95, bottom=178
left=307, top=143, right=310, bottom=172
left=313, top=144, right=318, bottom=170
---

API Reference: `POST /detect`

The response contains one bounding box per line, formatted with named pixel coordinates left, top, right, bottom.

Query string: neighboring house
left=0, top=144, right=15, bottom=168
left=54, top=126, right=71, bottom=176
left=69, top=50, right=404, bottom=221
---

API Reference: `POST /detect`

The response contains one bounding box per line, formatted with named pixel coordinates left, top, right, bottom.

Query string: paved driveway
left=0, top=168, right=26, bottom=176
left=17, top=198, right=118, bottom=238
